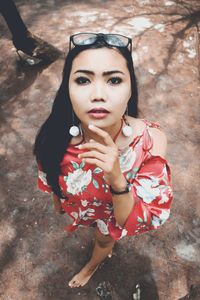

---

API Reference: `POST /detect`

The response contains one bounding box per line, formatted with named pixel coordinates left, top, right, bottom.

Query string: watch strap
left=110, top=181, right=132, bottom=195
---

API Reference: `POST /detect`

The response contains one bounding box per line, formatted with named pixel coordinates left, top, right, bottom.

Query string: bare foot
left=68, top=263, right=98, bottom=288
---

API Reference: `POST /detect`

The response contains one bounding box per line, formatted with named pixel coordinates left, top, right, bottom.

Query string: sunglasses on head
left=69, top=32, right=132, bottom=52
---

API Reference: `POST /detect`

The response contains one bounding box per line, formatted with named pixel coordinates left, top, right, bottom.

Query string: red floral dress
left=37, top=120, right=173, bottom=241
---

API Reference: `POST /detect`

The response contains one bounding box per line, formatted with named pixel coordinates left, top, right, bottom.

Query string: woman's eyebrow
left=74, top=69, right=125, bottom=76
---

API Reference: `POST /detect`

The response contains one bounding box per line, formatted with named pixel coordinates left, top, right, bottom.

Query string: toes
left=69, top=279, right=85, bottom=288
left=74, top=280, right=80, bottom=288
left=81, top=282, right=86, bottom=287
left=69, top=276, right=82, bottom=288
left=76, top=283, right=81, bottom=287
left=68, top=279, right=76, bottom=288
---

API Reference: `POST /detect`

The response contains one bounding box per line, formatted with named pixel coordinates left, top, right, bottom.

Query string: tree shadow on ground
left=111, top=0, right=200, bottom=79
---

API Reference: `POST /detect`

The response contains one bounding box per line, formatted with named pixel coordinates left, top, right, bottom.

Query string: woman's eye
left=108, top=77, right=122, bottom=85
left=75, top=77, right=90, bottom=85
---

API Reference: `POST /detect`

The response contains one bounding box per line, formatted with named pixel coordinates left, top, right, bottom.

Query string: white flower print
left=38, top=170, right=48, bottom=186
left=120, top=228, right=128, bottom=238
left=151, top=216, right=161, bottom=228
left=150, top=177, right=160, bottom=187
left=119, top=147, right=136, bottom=172
left=151, top=209, right=170, bottom=228
left=81, top=200, right=88, bottom=207
left=96, top=219, right=109, bottom=235
left=82, top=216, right=90, bottom=221
left=104, top=204, right=113, bottom=214
left=136, top=177, right=160, bottom=203
left=87, top=211, right=95, bottom=217
left=158, top=189, right=169, bottom=204
left=79, top=207, right=95, bottom=219
left=106, top=203, right=113, bottom=210
left=65, top=168, right=92, bottom=195
left=92, top=199, right=102, bottom=207
left=159, top=209, right=170, bottom=222
left=137, top=210, right=148, bottom=223
left=71, top=211, right=78, bottom=219
left=104, top=210, right=112, bottom=215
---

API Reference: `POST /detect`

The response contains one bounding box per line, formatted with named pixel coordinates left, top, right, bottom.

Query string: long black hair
left=33, top=40, right=139, bottom=198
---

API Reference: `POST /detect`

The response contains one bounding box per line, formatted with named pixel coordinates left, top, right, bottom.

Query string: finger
left=78, top=141, right=107, bottom=154
left=78, top=150, right=105, bottom=162
left=88, top=124, right=114, bottom=146
left=81, top=157, right=105, bottom=169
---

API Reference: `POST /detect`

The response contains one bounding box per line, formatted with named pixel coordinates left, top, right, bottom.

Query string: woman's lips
left=88, top=107, right=110, bottom=113
left=87, top=111, right=110, bottom=119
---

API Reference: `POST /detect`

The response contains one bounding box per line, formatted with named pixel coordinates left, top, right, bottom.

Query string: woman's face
left=69, top=47, right=131, bottom=131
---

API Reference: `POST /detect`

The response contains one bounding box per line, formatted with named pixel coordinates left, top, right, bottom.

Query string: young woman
left=34, top=33, right=173, bottom=288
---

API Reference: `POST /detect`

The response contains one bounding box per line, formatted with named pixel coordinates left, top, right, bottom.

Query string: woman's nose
left=91, top=82, right=106, bottom=101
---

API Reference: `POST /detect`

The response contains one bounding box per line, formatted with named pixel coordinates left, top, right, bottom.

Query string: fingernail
left=88, top=124, right=94, bottom=129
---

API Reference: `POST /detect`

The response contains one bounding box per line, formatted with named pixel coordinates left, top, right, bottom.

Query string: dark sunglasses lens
left=104, top=34, right=129, bottom=47
left=73, top=33, right=97, bottom=45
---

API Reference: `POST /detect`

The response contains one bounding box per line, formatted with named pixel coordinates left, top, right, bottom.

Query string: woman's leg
left=68, top=227, right=115, bottom=288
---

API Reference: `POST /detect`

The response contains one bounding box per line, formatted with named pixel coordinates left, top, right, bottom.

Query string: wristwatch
left=110, top=180, right=132, bottom=195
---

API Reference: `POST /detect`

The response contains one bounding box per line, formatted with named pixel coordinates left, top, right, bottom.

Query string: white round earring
left=69, top=110, right=80, bottom=137
left=122, top=108, right=133, bottom=137
left=69, top=125, right=80, bottom=137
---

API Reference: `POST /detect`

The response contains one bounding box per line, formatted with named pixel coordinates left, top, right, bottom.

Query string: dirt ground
left=0, top=1, right=200, bottom=299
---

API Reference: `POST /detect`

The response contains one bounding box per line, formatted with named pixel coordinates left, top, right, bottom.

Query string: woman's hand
left=78, top=124, right=126, bottom=188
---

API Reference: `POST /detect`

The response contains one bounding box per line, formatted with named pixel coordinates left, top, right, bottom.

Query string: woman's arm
left=110, top=174, right=135, bottom=227
left=37, top=162, right=65, bottom=214
left=148, top=127, right=167, bottom=158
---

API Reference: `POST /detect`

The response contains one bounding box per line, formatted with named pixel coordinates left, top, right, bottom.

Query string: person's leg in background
left=0, top=0, right=62, bottom=63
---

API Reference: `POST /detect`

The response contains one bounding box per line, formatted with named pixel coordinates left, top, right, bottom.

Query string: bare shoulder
left=148, top=124, right=168, bottom=158
left=127, top=116, right=167, bottom=158
left=127, top=116, right=146, bottom=135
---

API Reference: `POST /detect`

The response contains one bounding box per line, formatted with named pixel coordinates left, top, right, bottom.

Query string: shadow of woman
left=37, top=232, right=159, bottom=300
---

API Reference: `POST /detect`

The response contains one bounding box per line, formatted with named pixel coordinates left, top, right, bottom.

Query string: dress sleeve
left=123, top=155, right=173, bottom=236
left=37, top=161, right=53, bottom=194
